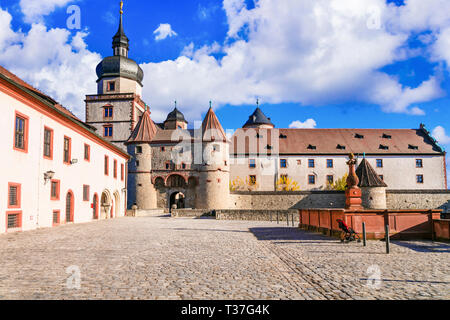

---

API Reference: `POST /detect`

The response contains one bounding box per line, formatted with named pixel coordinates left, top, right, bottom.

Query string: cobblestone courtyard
left=0, top=216, right=449, bottom=300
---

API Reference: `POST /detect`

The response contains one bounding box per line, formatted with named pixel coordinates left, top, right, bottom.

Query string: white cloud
left=140, top=0, right=449, bottom=121
left=0, top=8, right=100, bottom=119
left=289, top=119, right=317, bottom=129
left=432, top=126, right=450, bottom=145
left=153, top=23, right=178, bottom=41
left=20, top=0, right=75, bottom=23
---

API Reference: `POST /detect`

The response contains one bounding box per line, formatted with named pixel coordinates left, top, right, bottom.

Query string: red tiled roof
left=231, top=128, right=443, bottom=155
left=202, top=107, right=227, bottom=142
left=127, top=109, right=158, bottom=144
left=0, top=65, right=80, bottom=121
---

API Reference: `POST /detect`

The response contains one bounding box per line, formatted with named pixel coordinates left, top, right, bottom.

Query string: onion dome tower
left=196, top=103, right=230, bottom=210
left=125, top=107, right=159, bottom=210
left=356, top=157, right=388, bottom=209
left=95, top=1, right=144, bottom=96
left=164, top=103, right=188, bottom=130
left=243, top=100, right=274, bottom=129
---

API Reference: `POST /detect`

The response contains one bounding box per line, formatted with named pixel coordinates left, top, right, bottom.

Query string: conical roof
left=165, top=107, right=187, bottom=123
left=126, top=109, right=158, bottom=144
left=243, top=107, right=274, bottom=128
left=356, top=158, right=388, bottom=188
left=202, top=107, right=227, bottom=142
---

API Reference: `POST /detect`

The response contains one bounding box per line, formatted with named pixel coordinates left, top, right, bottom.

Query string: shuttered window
left=53, top=211, right=60, bottom=225
left=43, top=128, right=53, bottom=158
left=51, top=180, right=60, bottom=200
left=63, top=137, right=71, bottom=164
left=84, top=144, right=90, bottom=161
left=104, top=156, right=109, bottom=175
left=66, top=193, right=73, bottom=222
left=83, top=185, right=90, bottom=201
left=14, top=115, right=27, bottom=150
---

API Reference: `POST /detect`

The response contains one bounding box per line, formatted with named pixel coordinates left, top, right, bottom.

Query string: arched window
left=167, top=175, right=186, bottom=188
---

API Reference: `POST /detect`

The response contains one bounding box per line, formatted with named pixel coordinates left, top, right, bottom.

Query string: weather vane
left=174, top=100, right=177, bottom=108
left=120, top=1, right=124, bottom=15
left=209, top=100, right=212, bottom=108
left=256, top=98, right=259, bottom=107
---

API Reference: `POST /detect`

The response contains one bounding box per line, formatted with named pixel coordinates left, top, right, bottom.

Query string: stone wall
left=229, top=191, right=345, bottom=210
left=386, top=190, right=450, bottom=214
left=171, top=209, right=215, bottom=218
left=216, top=209, right=298, bottom=222
left=228, top=190, right=450, bottom=214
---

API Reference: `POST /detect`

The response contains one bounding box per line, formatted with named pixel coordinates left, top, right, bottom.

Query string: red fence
left=433, top=219, right=450, bottom=241
left=299, top=209, right=442, bottom=240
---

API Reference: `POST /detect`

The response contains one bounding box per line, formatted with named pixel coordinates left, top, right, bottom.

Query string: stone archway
left=100, top=190, right=112, bottom=219
left=170, top=192, right=185, bottom=211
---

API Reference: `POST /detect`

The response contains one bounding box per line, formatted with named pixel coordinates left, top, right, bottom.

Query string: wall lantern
left=44, top=171, right=55, bottom=184
left=71, top=159, right=78, bottom=165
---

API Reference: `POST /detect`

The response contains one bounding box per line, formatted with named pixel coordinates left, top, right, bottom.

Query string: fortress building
left=84, top=3, right=447, bottom=212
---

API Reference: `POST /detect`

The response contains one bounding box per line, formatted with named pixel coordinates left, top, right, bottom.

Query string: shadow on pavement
left=249, top=227, right=336, bottom=242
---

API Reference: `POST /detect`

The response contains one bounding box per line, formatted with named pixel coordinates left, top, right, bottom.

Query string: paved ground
left=0, top=216, right=449, bottom=300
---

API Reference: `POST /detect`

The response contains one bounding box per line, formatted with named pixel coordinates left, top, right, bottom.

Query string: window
left=224, top=161, right=228, bottom=166
left=114, top=160, right=118, bottom=179
left=52, top=210, right=60, bottom=226
left=8, top=183, right=21, bottom=209
left=379, top=175, right=384, bottom=181
left=121, top=164, right=125, bottom=181
left=165, top=162, right=170, bottom=170
left=182, top=163, right=187, bottom=170
left=308, top=159, right=315, bottom=168
left=84, top=144, right=90, bottom=161
left=83, top=185, right=90, bottom=201
left=63, top=136, right=71, bottom=164
left=376, top=159, right=383, bottom=168
left=50, top=180, right=60, bottom=200
left=327, top=175, right=334, bottom=184
left=213, top=144, right=220, bottom=152
left=14, top=112, right=29, bottom=152
left=104, top=126, right=113, bottom=137
left=297, top=160, right=301, bottom=165
left=104, top=156, right=109, bottom=176
left=308, top=175, right=316, bottom=184
left=280, top=159, right=287, bottom=168
left=104, top=106, right=113, bottom=118
left=249, top=175, right=257, bottom=185
left=417, top=175, right=424, bottom=184
left=43, top=127, right=53, bottom=159
left=107, top=82, right=115, bottom=92
left=249, top=159, right=256, bottom=168
left=6, top=212, right=22, bottom=230
left=416, top=159, right=423, bottom=168
left=161, top=147, right=165, bottom=152
left=136, top=146, right=143, bottom=154
left=327, top=159, right=333, bottom=168
left=136, top=160, right=140, bottom=167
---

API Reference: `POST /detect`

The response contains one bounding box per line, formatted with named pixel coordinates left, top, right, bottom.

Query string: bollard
left=277, top=212, right=279, bottom=224
left=286, top=213, right=289, bottom=226
left=270, top=212, right=272, bottom=223
left=292, top=214, right=294, bottom=227
left=385, top=225, right=390, bottom=254
left=362, top=222, right=367, bottom=247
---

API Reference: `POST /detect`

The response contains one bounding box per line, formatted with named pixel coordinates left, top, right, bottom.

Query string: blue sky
left=0, top=1, right=449, bottom=167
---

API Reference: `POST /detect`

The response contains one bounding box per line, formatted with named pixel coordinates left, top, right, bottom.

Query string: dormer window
left=355, top=133, right=364, bottom=139
left=279, top=134, right=287, bottom=139
left=382, top=133, right=392, bottom=139
left=379, top=144, right=389, bottom=150
left=256, top=133, right=263, bottom=138
left=409, top=144, right=419, bottom=150
left=337, top=144, right=346, bottom=150
left=307, top=144, right=316, bottom=150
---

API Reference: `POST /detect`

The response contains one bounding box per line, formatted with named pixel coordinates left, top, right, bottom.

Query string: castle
left=85, top=5, right=447, bottom=212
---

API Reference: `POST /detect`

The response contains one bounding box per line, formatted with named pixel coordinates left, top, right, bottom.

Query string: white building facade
left=0, top=67, right=130, bottom=234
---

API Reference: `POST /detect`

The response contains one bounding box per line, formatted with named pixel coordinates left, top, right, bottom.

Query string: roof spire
left=113, top=0, right=129, bottom=56
left=209, top=100, right=212, bottom=109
